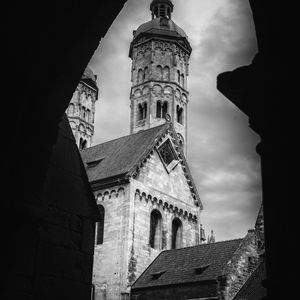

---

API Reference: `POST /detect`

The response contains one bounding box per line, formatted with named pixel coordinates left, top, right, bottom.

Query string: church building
left=67, top=1, right=203, bottom=299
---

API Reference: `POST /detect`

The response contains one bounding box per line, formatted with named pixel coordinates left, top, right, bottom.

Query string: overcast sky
left=88, top=0, right=262, bottom=242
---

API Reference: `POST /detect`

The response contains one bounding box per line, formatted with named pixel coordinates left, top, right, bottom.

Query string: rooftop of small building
left=131, top=238, right=244, bottom=290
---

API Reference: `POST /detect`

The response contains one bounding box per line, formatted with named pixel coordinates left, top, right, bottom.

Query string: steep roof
left=131, top=239, right=243, bottom=290
left=80, top=122, right=201, bottom=207
left=80, top=124, right=168, bottom=183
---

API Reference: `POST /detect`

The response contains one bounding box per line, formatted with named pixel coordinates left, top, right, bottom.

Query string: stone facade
left=66, top=67, right=98, bottom=149
left=129, top=1, right=192, bottom=154
left=91, top=134, right=200, bottom=300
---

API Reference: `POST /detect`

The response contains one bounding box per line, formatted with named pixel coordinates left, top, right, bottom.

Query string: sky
left=88, top=0, right=262, bottom=242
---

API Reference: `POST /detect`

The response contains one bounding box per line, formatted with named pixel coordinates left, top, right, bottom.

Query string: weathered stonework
left=129, top=11, right=192, bottom=155
left=66, top=67, right=98, bottom=149
left=221, top=230, right=260, bottom=300
left=91, top=137, right=201, bottom=299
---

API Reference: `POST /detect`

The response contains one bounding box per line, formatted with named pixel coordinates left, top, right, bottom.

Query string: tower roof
left=134, top=17, right=188, bottom=39
left=81, top=66, right=98, bottom=90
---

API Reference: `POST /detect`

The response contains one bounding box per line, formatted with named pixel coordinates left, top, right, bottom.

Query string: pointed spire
left=200, top=224, right=206, bottom=243
left=150, top=0, right=174, bottom=19
left=207, top=230, right=215, bottom=244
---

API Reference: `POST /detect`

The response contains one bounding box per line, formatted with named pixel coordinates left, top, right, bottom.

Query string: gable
left=136, top=141, right=194, bottom=204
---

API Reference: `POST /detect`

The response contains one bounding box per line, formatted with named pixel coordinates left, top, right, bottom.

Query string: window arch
left=96, top=205, right=105, bottom=245
left=137, top=104, right=143, bottom=121
left=137, top=102, right=147, bottom=121
left=181, top=74, right=184, bottom=87
left=156, top=101, right=168, bottom=118
left=138, top=69, right=144, bottom=84
left=172, top=218, right=183, bottom=249
left=156, top=101, right=162, bottom=118
left=163, top=66, right=170, bottom=81
left=156, top=65, right=163, bottom=81
left=176, top=105, right=184, bottom=125
left=144, top=66, right=149, bottom=81
left=177, top=70, right=180, bottom=84
left=162, top=102, right=168, bottom=118
left=149, top=210, right=162, bottom=249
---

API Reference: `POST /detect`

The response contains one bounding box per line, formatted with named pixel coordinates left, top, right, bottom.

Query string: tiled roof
left=80, top=124, right=169, bottom=183
left=233, top=258, right=267, bottom=300
left=132, top=239, right=243, bottom=290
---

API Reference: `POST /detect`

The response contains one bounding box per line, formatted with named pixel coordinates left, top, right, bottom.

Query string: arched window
left=156, top=65, right=163, bottom=81
left=177, top=70, right=181, bottom=84
left=181, top=74, right=185, bottom=87
left=149, top=210, right=162, bottom=249
left=138, top=69, right=144, bottom=84
left=96, top=205, right=105, bottom=245
left=156, top=101, right=168, bottom=118
left=172, top=218, right=183, bottom=249
left=144, top=66, right=149, bottom=81
left=156, top=101, right=162, bottom=118
left=177, top=105, right=184, bottom=124
left=163, top=66, right=170, bottom=81
left=137, top=104, right=143, bottom=121
left=162, top=102, right=168, bottom=118
left=143, top=103, right=147, bottom=119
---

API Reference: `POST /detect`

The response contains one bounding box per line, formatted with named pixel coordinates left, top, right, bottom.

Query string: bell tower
left=66, top=66, right=98, bottom=150
left=129, top=0, right=192, bottom=154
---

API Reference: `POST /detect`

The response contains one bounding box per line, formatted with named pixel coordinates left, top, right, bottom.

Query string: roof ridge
left=161, top=238, right=244, bottom=254
left=127, top=123, right=170, bottom=175
left=80, top=124, right=167, bottom=153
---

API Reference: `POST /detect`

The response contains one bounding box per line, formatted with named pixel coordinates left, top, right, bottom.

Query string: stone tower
left=66, top=66, right=99, bottom=149
left=129, top=0, right=192, bottom=154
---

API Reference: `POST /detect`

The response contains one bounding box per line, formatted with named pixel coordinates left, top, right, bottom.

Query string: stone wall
left=93, top=185, right=131, bottom=300
left=129, top=39, right=190, bottom=153
left=221, top=230, right=260, bottom=300
left=67, top=81, right=98, bottom=148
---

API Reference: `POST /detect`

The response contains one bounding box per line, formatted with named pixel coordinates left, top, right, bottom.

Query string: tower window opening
left=96, top=205, right=105, bottom=245
left=138, top=103, right=147, bottom=121
left=156, top=65, right=163, bottom=81
left=156, top=101, right=168, bottom=118
left=149, top=210, right=162, bottom=249
left=172, top=218, right=183, bottom=249
left=138, top=68, right=144, bottom=84
left=181, top=74, right=185, bottom=87
left=163, top=66, right=170, bottom=81
left=137, top=104, right=143, bottom=121
left=144, top=66, right=148, bottom=81
left=156, top=101, right=162, bottom=118
left=177, top=105, right=184, bottom=124
left=154, top=6, right=158, bottom=18
left=143, top=103, right=148, bottom=119
left=162, top=102, right=168, bottom=118
left=177, top=70, right=180, bottom=84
